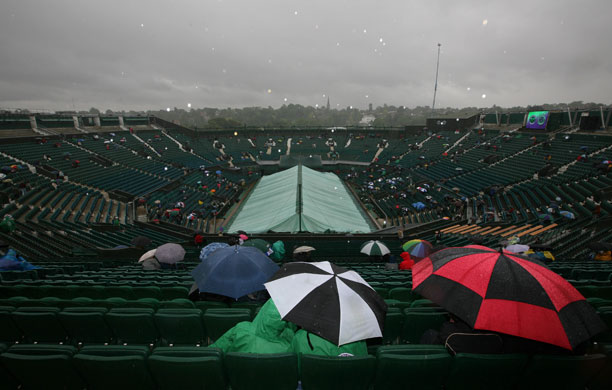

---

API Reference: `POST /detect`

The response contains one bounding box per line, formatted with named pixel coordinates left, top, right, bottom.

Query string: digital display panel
left=526, top=111, right=549, bottom=130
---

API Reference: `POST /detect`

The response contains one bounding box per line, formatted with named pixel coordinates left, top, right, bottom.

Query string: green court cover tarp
left=227, top=165, right=373, bottom=233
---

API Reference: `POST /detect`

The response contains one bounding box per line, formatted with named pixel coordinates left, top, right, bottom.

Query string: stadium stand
left=0, top=110, right=611, bottom=388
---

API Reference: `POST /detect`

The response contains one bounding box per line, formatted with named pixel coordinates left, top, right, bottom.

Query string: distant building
left=360, top=114, right=376, bottom=126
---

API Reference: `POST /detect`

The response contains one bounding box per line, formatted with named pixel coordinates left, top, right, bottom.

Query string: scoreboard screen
left=526, top=111, right=549, bottom=130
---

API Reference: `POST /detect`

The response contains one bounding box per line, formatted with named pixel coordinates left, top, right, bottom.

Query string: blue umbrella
left=560, top=210, right=575, bottom=219
left=215, top=170, right=222, bottom=175
left=199, top=242, right=229, bottom=262
left=412, top=202, right=426, bottom=210
left=191, top=245, right=279, bottom=299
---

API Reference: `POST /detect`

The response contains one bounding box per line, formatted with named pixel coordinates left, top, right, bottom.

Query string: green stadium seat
left=58, top=308, right=113, bottom=345
left=445, top=353, right=529, bottom=390
left=132, top=286, right=162, bottom=300
left=376, top=344, right=449, bottom=356
left=78, top=345, right=150, bottom=358
left=11, top=307, right=69, bottom=344
left=160, top=286, right=189, bottom=300
left=203, top=309, right=251, bottom=343
left=154, top=308, right=206, bottom=346
left=388, top=287, right=416, bottom=302
left=224, top=352, right=298, bottom=390
left=148, top=350, right=227, bottom=390
left=73, top=354, right=155, bottom=390
left=1, top=352, right=84, bottom=390
left=519, top=354, right=607, bottom=390
left=193, top=300, right=229, bottom=312
left=300, top=354, right=376, bottom=390
left=0, top=309, right=22, bottom=344
left=401, top=311, right=448, bottom=344
left=382, top=310, right=405, bottom=345
left=374, top=353, right=452, bottom=390
left=589, top=343, right=612, bottom=390
left=105, top=308, right=158, bottom=346
left=158, top=298, right=195, bottom=309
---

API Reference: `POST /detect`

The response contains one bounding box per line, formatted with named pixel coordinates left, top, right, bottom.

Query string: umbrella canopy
left=360, top=240, right=391, bottom=256
left=559, top=210, right=575, bottom=219
left=504, top=244, right=530, bottom=254
left=264, top=261, right=387, bottom=346
left=402, top=239, right=433, bottom=259
left=138, top=249, right=157, bottom=263
left=242, top=238, right=272, bottom=254
left=155, top=243, right=186, bottom=264
left=130, top=236, right=152, bottom=248
left=192, top=245, right=279, bottom=299
left=199, top=242, right=229, bottom=262
left=412, top=202, right=426, bottom=210
left=293, top=246, right=316, bottom=254
left=412, top=245, right=605, bottom=350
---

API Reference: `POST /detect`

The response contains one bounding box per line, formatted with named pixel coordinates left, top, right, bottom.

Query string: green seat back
left=132, top=286, right=162, bottom=300
left=374, top=353, right=452, bottom=390
left=401, top=312, right=447, bottom=343
left=11, top=311, right=69, bottom=344
left=446, top=353, right=529, bottom=390
left=58, top=311, right=114, bottom=345
left=0, top=311, right=22, bottom=344
left=224, top=352, right=298, bottom=390
left=74, top=354, right=155, bottom=390
left=148, top=355, right=227, bottom=390
left=158, top=298, right=195, bottom=309
left=382, top=312, right=405, bottom=345
left=154, top=309, right=206, bottom=346
left=376, top=344, right=448, bottom=357
left=388, top=287, right=416, bottom=302
left=203, top=310, right=251, bottom=342
left=300, top=355, right=376, bottom=390
left=105, top=311, right=158, bottom=345
left=1, top=353, right=84, bottom=390
left=519, top=354, right=607, bottom=390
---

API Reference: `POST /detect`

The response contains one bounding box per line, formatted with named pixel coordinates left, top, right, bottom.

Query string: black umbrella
left=131, top=236, right=152, bottom=248
left=264, top=261, right=387, bottom=346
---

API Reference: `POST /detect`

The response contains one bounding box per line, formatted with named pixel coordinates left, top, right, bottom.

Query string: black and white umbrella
left=264, top=261, right=387, bottom=346
left=359, top=240, right=390, bottom=256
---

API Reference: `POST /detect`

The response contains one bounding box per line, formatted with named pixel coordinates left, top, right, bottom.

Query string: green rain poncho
left=211, top=299, right=297, bottom=354
left=291, top=329, right=368, bottom=358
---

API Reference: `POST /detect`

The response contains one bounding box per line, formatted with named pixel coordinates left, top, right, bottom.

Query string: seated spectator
left=399, top=252, right=414, bottom=270
left=291, top=329, right=367, bottom=361
left=211, top=299, right=296, bottom=354
left=595, top=250, right=612, bottom=261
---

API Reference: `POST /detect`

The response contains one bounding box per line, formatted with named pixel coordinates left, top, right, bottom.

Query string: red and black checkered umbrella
left=412, top=245, right=606, bottom=350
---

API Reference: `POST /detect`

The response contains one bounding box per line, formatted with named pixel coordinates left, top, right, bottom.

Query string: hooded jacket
left=211, top=299, right=296, bottom=353
left=290, top=329, right=367, bottom=357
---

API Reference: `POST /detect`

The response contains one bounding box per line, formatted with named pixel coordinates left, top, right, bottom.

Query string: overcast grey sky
left=1, top=0, right=611, bottom=112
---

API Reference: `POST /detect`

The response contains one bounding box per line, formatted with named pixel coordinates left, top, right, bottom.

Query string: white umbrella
left=138, top=248, right=157, bottom=262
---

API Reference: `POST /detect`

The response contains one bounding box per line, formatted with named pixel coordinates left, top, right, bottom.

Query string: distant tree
left=207, top=117, right=243, bottom=128
left=89, top=107, right=100, bottom=114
